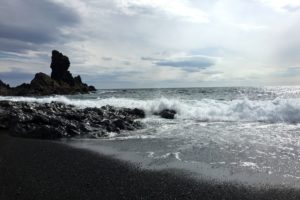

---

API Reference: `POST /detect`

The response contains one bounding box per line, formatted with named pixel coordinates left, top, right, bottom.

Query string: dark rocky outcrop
left=0, top=80, right=10, bottom=96
left=50, top=50, right=73, bottom=85
left=155, top=109, right=176, bottom=119
left=0, top=101, right=145, bottom=139
left=0, top=50, right=96, bottom=96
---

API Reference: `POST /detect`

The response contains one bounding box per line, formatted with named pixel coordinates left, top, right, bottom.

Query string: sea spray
left=2, top=95, right=300, bottom=123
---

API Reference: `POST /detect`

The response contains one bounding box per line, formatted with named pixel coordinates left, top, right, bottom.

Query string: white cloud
left=114, top=0, right=209, bottom=23
left=258, top=0, right=300, bottom=12
left=2, top=0, right=300, bottom=87
left=235, top=23, right=268, bottom=31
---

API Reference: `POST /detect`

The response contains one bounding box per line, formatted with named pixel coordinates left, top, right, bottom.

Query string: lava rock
left=0, top=80, right=10, bottom=96
left=0, top=50, right=96, bottom=96
left=31, top=73, right=59, bottom=88
left=50, top=50, right=72, bottom=84
left=88, top=85, right=96, bottom=92
left=1, top=101, right=145, bottom=139
left=0, top=80, right=9, bottom=89
left=132, top=108, right=146, bottom=118
left=155, top=109, right=176, bottom=119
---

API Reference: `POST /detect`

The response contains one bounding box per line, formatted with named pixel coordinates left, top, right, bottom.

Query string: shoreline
left=1, top=131, right=300, bottom=200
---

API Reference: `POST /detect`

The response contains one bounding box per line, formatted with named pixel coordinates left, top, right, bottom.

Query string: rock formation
left=0, top=50, right=96, bottom=96
left=0, top=80, right=10, bottom=95
left=0, top=101, right=145, bottom=139
left=50, top=50, right=74, bottom=85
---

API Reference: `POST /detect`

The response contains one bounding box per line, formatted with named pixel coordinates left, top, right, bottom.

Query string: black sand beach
left=0, top=130, right=300, bottom=200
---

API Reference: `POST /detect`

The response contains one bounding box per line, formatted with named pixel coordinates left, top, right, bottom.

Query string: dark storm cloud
left=0, top=0, right=80, bottom=52
left=0, top=24, right=55, bottom=45
left=0, top=38, right=37, bottom=53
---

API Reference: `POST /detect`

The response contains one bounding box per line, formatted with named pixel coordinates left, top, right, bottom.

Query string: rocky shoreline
left=0, top=49, right=178, bottom=139
left=0, top=101, right=145, bottom=139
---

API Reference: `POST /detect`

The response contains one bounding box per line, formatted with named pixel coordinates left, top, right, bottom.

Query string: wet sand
left=0, top=130, right=300, bottom=200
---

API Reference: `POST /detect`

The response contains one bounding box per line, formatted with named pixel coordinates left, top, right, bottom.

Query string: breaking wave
left=1, top=95, right=300, bottom=123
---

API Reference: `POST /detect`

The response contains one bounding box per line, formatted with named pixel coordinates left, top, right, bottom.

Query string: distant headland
left=0, top=50, right=96, bottom=96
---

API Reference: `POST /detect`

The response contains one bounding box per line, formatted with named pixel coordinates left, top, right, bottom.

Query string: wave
left=1, top=95, right=300, bottom=123
left=97, top=90, right=118, bottom=94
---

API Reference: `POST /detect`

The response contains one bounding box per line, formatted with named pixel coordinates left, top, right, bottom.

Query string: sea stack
left=50, top=50, right=74, bottom=85
left=0, top=50, right=96, bottom=96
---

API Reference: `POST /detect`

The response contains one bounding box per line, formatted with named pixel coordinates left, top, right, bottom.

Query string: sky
left=1, top=0, right=300, bottom=88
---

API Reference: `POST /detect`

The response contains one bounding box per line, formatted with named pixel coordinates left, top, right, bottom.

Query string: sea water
left=3, top=86, right=300, bottom=187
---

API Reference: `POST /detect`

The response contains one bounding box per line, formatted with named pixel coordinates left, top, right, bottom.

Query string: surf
left=1, top=95, right=300, bottom=123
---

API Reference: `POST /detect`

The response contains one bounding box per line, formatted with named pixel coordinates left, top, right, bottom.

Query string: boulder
left=155, top=109, right=176, bottom=119
left=88, top=85, right=96, bottom=91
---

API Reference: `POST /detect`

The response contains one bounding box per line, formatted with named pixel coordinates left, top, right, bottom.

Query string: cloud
left=0, top=38, right=38, bottom=53
left=274, top=67, right=300, bottom=77
left=0, top=0, right=80, bottom=53
left=235, top=23, right=268, bottom=31
left=80, top=73, right=135, bottom=89
left=141, top=57, right=160, bottom=61
left=284, top=5, right=300, bottom=12
left=155, top=55, right=216, bottom=70
left=1, top=0, right=300, bottom=88
left=102, top=57, right=113, bottom=61
left=258, top=0, right=300, bottom=12
left=113, top=0, right=209, bottom=23
left=0, top=24, right=55, bottom=45
left=0, top=69, right=34, bottom=86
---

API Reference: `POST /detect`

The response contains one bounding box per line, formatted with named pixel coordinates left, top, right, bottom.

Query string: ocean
left=2, top=86, right=300, bottom=187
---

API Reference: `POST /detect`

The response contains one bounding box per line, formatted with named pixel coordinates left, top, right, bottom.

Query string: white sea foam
left=2, top=95, right=300, bottom=123
left=240, top=162, right=259, bottom=169
left=147, top=152, right=182, bottom=161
